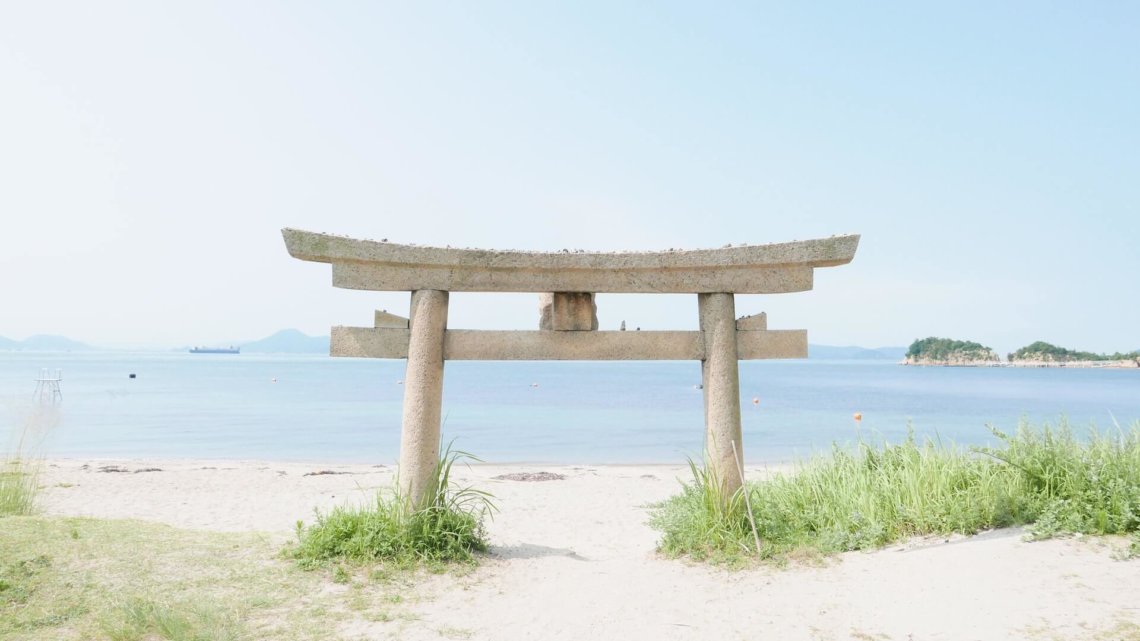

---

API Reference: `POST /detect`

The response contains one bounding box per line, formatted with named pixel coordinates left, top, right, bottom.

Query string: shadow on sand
left=490, top=543, right=589, bottom=561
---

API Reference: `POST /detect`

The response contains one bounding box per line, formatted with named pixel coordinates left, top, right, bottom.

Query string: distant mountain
left=0, top=334, right=94, bottom=351
left=241, top=329, right=329, bottom=354
left=808, top=344, right=907, bottom=360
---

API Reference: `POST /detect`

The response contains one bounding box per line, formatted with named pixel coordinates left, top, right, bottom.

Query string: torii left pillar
left=400, top=289, right=449, bottom=507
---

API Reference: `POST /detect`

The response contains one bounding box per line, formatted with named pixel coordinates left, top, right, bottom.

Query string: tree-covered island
left=1008, top=341, right=1140, bottom=364
left=904, top=337, right=1000, bottom=366
left=903, top=338, right=1139, bottom=367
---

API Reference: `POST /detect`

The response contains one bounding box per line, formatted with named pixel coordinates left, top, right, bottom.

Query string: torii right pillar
left=699, top=293, right=744, bottom=496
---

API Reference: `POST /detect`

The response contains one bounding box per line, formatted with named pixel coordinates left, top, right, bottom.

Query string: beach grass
left=0, top=457, right=39, bottom=516
left=652, top=420, right=1140, bottom=565
left=1, top=407, right=55, bottom=516
left=291, top=443, right=495, bottom=568
left=0, top=516, right=427, bottom=640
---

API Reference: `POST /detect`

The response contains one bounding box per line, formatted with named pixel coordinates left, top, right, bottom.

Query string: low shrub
left=292, top=444, right=495, bottom=567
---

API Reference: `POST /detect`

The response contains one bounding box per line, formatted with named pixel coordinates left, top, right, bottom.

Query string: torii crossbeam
left=284, top=228, right=859, bottom=506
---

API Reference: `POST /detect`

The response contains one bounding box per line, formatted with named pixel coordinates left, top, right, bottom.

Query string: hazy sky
left=2, top=2, right=1137, bottom=353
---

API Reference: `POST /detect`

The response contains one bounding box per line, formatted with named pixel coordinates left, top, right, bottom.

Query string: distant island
left=903, top=337, right=1000, bottom=366
left=1007, top=341, right=1139, bottom=368
left=808, top=344, right=907, bottom=360
left=240, top=329, right=329, bottom=354
left=0, top=334, right=94, bottom=352
left=905, top=337, right=1138, bottom=368
left=182, top=329, right=330, bottom=354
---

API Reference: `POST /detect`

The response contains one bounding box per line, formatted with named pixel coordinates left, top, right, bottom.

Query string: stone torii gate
left=283, top=229, right=859, bottom=507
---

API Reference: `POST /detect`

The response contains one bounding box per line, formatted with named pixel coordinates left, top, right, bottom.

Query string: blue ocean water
left=2, top=352, right=1138, bottom=464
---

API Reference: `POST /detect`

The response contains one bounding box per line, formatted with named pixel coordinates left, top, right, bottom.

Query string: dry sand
left=38, top=458, right=1140, bottom=641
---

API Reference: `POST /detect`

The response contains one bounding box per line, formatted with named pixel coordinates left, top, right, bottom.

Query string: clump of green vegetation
left=1, top=408, right=54, bottom=516
left=983, top=422, right=1140, bottom=539
left=906, top=337, right=999, bottom=363
left=652, top=420, right=1140, bottom=565
left=1007, top=341, right=1139, bottom=363
left=292, top=444, right=495, bottom=568
left=650, top=459, right=756, bottom=564
left=0, top=457, right=39, bottom=516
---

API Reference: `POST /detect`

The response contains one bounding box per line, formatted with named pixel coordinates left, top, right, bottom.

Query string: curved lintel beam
left=282, top=228, right=859, bottom=294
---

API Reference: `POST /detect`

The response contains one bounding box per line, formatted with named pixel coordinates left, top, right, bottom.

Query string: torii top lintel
left=281, top=229, right=860, bottom=294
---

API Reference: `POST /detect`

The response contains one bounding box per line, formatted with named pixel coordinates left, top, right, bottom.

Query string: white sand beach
left=34, top=458, right=1140, bottom=641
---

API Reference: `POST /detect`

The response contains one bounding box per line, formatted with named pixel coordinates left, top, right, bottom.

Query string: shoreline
left=27, top=456, right=1140, bottom=640
left=902, top=359, right=1139, bottom=368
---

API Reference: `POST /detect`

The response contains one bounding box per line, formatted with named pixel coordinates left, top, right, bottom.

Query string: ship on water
left=189, top=346, right=240, bottom=354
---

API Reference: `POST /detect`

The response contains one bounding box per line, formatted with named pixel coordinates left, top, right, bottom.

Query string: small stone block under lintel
left=538, top=293, right=599, bottom=331
left=736, top=312, right=767, bottom=331
left=375, top=310, right=409, bottom=328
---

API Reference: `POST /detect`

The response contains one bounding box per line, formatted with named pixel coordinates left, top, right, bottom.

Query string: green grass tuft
left=652, top=420, right=1140, bottom=565
left=291, top=443, right=495, bottom=567
left=0, top=458, right=40, bottom=516
left=2, top=406, right=57, bottom=516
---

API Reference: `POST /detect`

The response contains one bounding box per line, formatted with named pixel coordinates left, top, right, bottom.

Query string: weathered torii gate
left=283, top=229, right=859, bottom=506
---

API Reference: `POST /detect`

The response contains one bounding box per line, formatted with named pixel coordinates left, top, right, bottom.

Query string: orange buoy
left=853, top=412, right=863, bottom=422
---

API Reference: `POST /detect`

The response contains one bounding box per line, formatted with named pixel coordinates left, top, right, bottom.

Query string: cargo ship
left=189, top=346, right=240, bottom=354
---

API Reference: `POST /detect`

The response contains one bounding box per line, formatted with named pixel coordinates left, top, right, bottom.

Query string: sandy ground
left=37, top=458, right=1140, bottom=641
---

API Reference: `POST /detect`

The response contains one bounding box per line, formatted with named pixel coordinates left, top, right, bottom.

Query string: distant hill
left=0, top=334, right=94, bottom=351
left=241, top=329, right=329, bottom=354
left=809, top=344, right=907, bottom=360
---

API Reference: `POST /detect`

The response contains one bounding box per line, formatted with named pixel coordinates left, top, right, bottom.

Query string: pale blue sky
left=1, top=2, right=1137, bottom=353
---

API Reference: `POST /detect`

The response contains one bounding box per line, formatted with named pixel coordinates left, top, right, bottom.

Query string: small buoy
left=128, top=373, right=136, bottom=379
left=752, top=397, right=760, bottom=405
left=396, top=380, right=403, bottom=385
left=530, top=382, right=539, bottom=388
left=853, top=412, right=863, bottom=422
left=271, top=377, right=277, bottom=383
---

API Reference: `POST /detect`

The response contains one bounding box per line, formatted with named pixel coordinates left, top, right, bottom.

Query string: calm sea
left=2, top=352, right=1138, bottom=464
